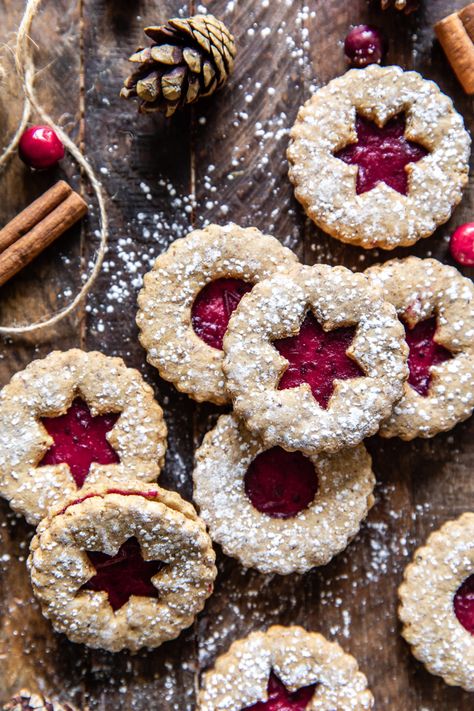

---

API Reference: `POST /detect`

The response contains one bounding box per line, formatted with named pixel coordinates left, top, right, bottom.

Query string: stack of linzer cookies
left=1, top=65, right=474, bottom=709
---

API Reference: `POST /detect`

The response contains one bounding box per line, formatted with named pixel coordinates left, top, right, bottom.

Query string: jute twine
left=0, top=0, right=108, bottom=335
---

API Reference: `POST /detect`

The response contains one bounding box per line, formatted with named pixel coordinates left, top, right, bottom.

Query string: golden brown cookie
left=136, top=223, right=298, bottom=405
left=0, top=349, right=167, bottom=525
left=288, top=65, right=470, bottom=250
left=223, top=263, right=408, bottom=455
left=198, top=625, right=374, bottom=710
left=398, top=513, right=474, bottom=691
left=28, top=482, right=217, bottom=652
left=366, top=257, right=474, bottom=439
left=193, top=413, right=375, bottom=574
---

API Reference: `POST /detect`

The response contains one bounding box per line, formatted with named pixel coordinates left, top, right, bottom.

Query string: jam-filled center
left=244, top=447, right=318, bottom=519
left=334, top=113, right=428, bottom=195
left=454, top=574, right=474, bottom=635
left=191, top=277, right=253, bottom=350
left=40, top=398, right=120, bottom=488
left=244, top=671, right=317, bottom=710
left=81, top=536, right=166, bottom=612
left=403, top=317, right=452, bottom=397
left=274, top=312, right=364, bottom=409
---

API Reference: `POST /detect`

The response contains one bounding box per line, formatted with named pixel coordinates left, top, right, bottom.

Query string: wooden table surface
left=0, top=1, right=472, bottom=709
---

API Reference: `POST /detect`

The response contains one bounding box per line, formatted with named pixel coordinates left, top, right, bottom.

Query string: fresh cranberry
left=244, top=447, right=318, bottom=518
left=335, top=113, right=428, bottom=196
left=403, top=317, right=452, bottom=396
left=344, top=25, right=387, bottom=68
left=449, top=223, right=474, bottom=267
left=454, top=574, right=474, bottom=635
left=19, top=125, right=65, bottom=170
left=274, top=312, right=364, bottom=409
left=191, top=277, right=253, bottom=350
left=244, top=671, right=317, bottom=710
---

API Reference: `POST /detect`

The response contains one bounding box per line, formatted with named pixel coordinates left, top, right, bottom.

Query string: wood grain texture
left=0, top=0, right=473, bottom=709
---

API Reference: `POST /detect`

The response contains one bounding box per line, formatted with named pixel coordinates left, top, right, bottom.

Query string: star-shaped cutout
left=40, top=398, right=120, bottom=488
left=334, top=113, right=428, bottom=195
left=404, top=316, right=452, bottom=396
left=274, top=312, right=364, bottom=409
left=81, top=536, right=166, bottom=611
left=244, top=671, right=317, bottom=710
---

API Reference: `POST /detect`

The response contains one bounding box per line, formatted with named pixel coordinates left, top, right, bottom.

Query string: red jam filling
left=334, top=113, right=428, bottom=195
left=40, top=398, right=120, bottom=488
left=244, top=671, right=317, bottom=710
left=274, top=312, right=364, bottom=409
left=81, top=536, right=165, bottom=612
left=403, top=317, right=452, bottom=397
left=454, top=574, right=474, bottom=635
left=244, top=447, right=318, bottom=519
left=191, top=277, right=253, bottom=350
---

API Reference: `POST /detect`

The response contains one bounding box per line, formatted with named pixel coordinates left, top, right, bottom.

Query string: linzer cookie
left=28, top=483, right=216, bottom=652
left=399, top=513, right=474, bottom=691
left=0, top=350, right=167, bottom=524
left=223, top=263, right=408, bottom=455
left=366, top=257, right=474, bottom=439
left=287, top=65, right=470, bottom=250
left=193, top=414, right=374, bottom=574
left=198, top=626, right=374, bottom=710
left=136, top=223, right=297, bottom=405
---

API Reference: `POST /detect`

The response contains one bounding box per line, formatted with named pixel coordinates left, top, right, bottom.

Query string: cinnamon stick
left=0, top=187, right=87, bottom=288
left=435, top=4, right=474, bottom=95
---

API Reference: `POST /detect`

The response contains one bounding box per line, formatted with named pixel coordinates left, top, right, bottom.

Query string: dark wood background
left=0, top=1, right=472, bottom=709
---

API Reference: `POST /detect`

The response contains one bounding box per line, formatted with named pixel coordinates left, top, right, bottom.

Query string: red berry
left=450, top=223, right=474, bottom=267
left=344, top=25, right=387, bottom=68
left=19, top=125, right=65, bottom=170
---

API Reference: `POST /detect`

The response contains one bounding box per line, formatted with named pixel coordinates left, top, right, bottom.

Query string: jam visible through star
left=454, top=574, right=474, bottom=635
left=244, top=447, right=318, bottom=519
left=192, top=277, right=253, bottom=350
left=334, top=113, right=428, bottom=195
left=40, top=398, right=120, bottom=488
left=243, top=671, right=317, bottom=710
left=81, top=536, right=165, bottom=612
left=403, top=317, right=452, bottom=397
left=274, top=312, right=364, bottom=409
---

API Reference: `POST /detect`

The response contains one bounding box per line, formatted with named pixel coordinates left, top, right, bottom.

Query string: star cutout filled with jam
left=454, top=573, right=474, bottom=635
left=81, top=536, right=166, bottom=612
left=274, top=312, right=364, bottom=409
left=40, top=398, right=120, bottom=488
left=244, top=671, right=317, bottom=710
left=404, top=317, right=452, bottom=396
left=334, top=112, right=428, bottom=195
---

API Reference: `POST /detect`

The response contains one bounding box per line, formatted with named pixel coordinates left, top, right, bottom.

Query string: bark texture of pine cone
left=3, top=690, right=76, bottom=711
left=380, top=0, right=419, bottom=11
left=121, top=15, right=236, bottom=117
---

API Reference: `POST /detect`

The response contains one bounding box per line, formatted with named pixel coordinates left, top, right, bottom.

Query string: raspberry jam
left=335, top=113, right=428, bottom=195
left=244, top=671, right=317, bottom=710
left=81, top=536, right=165, bottom=611
left=191, top=277, right=253, bottom=350
left=403, top=317, right=452, bottom=397
left=244, top=447, right=318, bottom=519
left=454, top=574, right=474, bottom=635
left=40, top=399, right=120, bottom=488
left=344, top=25, right=387, bottom=68
left=274, top=312, right=363, bottom=409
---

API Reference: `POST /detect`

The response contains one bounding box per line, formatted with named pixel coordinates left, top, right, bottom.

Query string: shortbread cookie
left=28, top=482, right=216, bottom=652
left=198, top=625, right=374, bottom=710
left=136, top=223, right=298, bottom=405
left=193, top=414, right=375, bottom=574
left=223, top=263, right=408, bottom=454
left=399, top=513, right=474, bottom=691
left=0, top=350, right=167, bottom=525
left=366, top=257, right=474, bottom=439
left=288, top=65, right=470, bottom=250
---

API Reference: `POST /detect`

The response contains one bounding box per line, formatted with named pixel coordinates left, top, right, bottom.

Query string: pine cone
left=121, top=15, right=236, bottom=117
left=380, top=0, right=419, bottom=11
left=3, top=690, right=76, bottom=711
